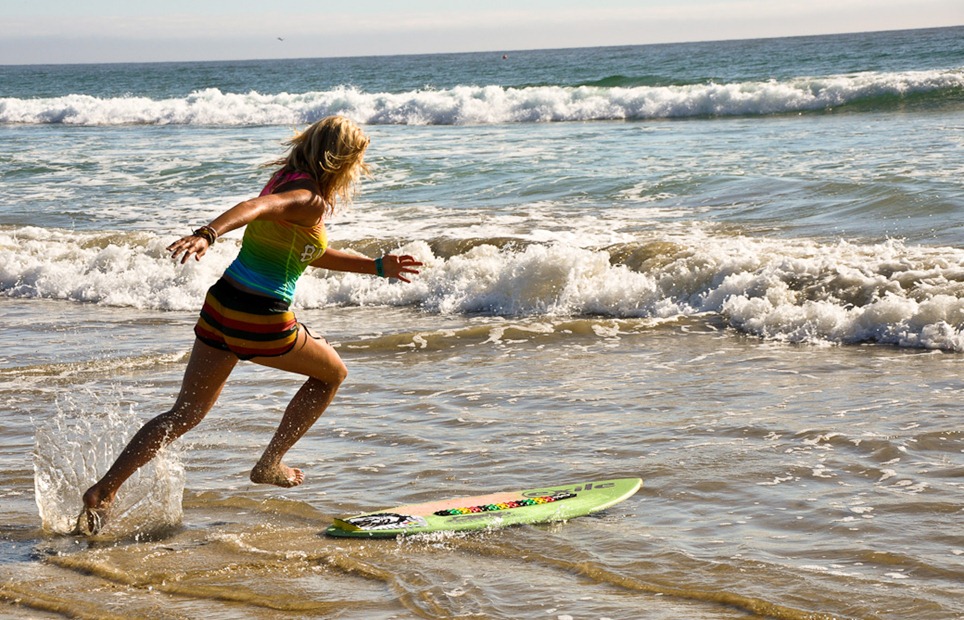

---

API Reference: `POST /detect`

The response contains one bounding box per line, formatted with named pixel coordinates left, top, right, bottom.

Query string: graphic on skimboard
left=325, top=477, right=642, bottom=538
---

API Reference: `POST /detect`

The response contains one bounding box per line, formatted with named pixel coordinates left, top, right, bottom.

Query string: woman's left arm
left=311, top=249, right=422, bottom=283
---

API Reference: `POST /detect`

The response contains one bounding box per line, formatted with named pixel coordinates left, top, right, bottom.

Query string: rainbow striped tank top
left=223, top=171, right=328, bottom=304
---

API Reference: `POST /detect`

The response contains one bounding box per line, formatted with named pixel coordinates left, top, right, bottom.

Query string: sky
left=1, top=0, right=962, bottom=65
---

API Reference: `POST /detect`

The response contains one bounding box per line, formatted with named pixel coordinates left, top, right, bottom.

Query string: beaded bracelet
left=374, top=256, right=385, bottom=277
left=192, top=225, right=218, bottom=244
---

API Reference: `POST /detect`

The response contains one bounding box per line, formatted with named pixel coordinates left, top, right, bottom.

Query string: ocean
left=1, top=26, right=962, bottom=619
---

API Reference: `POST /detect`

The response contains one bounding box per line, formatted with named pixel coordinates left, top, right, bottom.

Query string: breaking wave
left=2, top=226, right=962, bottom=351
left=2, top=70, right=961, bottom=126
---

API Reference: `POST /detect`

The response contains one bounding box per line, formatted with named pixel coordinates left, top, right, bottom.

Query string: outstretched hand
left=381, top=254, right=423, bottom=283
left=167, top=235, right=211, bottom=264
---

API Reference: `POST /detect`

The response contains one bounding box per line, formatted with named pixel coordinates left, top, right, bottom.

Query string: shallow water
left=1, top=298, right=961, bottom=618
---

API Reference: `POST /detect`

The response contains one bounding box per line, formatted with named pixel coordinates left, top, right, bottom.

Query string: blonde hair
left=268, top=116, right=371, bottom=214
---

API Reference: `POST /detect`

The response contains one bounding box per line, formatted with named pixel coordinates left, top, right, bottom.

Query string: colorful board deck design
left=325, top=477, right=642, bottom=538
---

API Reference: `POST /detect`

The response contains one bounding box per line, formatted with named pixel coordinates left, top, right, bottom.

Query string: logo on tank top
left=300, top=244, right=319, bottom=262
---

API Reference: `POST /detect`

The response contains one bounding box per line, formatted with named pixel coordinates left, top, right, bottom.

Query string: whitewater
left=2, top=68, right=962, bottom=125
left=2, top=225, right=963, bottom=350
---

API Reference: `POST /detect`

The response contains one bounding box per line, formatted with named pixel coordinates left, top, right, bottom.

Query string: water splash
left=33, top=388, right=184, bottom=537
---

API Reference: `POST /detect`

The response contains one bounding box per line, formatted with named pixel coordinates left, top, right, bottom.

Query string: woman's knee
left=304, top=336, right=348, bottom=385
left=311, top=357, right=347, bottom=387
left=329, top=358, right=348, bottom=386
left=160, top=401, right=210, bottom=434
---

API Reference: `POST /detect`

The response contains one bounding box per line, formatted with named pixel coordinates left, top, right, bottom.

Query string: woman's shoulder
left=261, top=169, right=313, bottom=197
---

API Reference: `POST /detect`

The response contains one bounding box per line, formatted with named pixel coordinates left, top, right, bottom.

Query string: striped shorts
left=194, top=278, right=299, bottom=360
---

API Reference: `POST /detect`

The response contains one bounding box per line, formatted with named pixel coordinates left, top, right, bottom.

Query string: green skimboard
left=325, top=477, right=641, bottom=538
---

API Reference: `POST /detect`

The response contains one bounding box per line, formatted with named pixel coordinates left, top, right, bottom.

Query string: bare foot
left=250, top=462, right=305, bottom=488
left=73, top=487, right=114, bottom=536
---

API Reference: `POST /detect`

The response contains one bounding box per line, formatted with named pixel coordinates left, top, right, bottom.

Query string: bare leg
left=248, top=328, right=347, bottom=487
left=78, top=339, right=237, bottom=533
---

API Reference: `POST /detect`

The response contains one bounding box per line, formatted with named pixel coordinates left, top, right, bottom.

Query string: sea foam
left=3, top=226, right=962, bottom=351
left=1, top=69, right=960, bottom=126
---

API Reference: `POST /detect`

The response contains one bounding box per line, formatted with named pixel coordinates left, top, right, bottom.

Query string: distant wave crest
left=1, top=69, right=961, bottom=126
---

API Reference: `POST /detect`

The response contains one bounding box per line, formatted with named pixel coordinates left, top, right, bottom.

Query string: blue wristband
left=374, top=256, right=385, bottom=277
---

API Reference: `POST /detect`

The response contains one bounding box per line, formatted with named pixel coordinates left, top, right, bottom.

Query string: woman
left=76, top=116, right=421, bottom=535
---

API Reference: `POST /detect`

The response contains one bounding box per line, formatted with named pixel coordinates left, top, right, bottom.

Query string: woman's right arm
left=167, top=188, right=322, bottom=263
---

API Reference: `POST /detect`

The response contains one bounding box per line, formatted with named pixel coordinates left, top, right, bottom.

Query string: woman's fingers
left=167, top=235, right=210, bottom=263
left=385, top=254, right=422, bottom=282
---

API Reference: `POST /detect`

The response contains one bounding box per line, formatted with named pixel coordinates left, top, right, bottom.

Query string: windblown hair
left=268, top=116, right=371, bottom=215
